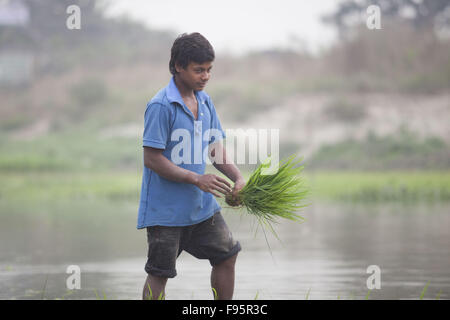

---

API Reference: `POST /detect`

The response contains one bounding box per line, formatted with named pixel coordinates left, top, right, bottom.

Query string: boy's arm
left=144, top=146, right=232, bottom=198
left=209, top=142, right=246, bottom=205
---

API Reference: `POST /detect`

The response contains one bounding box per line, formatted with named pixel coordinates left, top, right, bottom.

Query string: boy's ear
left=175, top=62, right=185, bottom=74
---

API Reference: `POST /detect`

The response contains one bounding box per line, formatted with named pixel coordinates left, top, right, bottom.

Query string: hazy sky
left=105, top=0, right=340, bottom=55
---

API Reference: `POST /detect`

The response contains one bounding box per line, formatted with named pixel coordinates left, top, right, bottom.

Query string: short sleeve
left=208, top=98, right=226, bottom=145
left=143, top=102, right=171, bottom=149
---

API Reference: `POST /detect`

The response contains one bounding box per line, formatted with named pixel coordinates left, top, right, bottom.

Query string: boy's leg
left=143, top=226, right=181, bottom=300
left=211, top=253, right=238, bottom=300
left=185, top=212, right=241, bottom=300
left=142, top=274, right=167, bottom=300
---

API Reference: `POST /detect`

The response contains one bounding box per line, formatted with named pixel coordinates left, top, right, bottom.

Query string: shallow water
left=0, top=200, right=449, bottom=300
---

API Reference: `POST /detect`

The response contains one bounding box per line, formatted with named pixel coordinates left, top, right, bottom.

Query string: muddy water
left=0, top=200, right=449, bottom=300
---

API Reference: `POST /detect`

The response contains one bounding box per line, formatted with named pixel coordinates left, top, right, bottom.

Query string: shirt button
left=200, top=112, right=204, bottom=116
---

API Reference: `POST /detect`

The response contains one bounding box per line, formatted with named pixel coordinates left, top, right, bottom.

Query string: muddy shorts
left=145, top=211, right=241, bottom=278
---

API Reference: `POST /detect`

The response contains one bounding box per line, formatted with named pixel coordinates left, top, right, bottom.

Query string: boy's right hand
left=194, top=174, right=232, bottom=198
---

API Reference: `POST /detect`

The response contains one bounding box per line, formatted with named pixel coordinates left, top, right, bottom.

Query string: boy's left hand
left=226, top=178, right=246, bottom=206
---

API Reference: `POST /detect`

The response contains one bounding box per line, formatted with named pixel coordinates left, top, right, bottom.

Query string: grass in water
left=212, top=287, right=218, bottom=300
left=144, top=283, right=165, bottom=300
left=420, top=281, right=430, bottom=300
left=94, top=289, right=107, bottom=300
left=305, top=287, right=311, bottom=300
left=41, top=274, right=49, bottom=300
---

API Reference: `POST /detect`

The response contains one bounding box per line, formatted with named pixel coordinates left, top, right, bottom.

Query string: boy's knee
left=215, top=253, right=238, bottom=270
left=147, top=274, right=168, bottom=285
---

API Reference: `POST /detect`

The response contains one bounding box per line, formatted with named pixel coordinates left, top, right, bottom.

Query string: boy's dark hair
left=169, top=32, right=215, bottom=75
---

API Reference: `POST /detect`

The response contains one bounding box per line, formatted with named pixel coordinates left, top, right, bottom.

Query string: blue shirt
left=137, top=77, right=226, bottom=228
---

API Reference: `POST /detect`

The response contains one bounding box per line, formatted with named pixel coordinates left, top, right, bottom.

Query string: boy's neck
left=174, top=75, right=195, bottom=98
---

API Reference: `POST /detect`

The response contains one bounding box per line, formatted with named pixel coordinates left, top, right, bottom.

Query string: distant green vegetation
left=1, top=170, right=449, bottom=205
left=0, top=171, right=140, bottom=204
left=308, top=129, right=450, bottom=170
left=307, top=171, right=450, bottom=202
left=2, top=126, right=448, bottom=173
left=0, top=125, right=449, bottom=204
left=0, top=127, right=141, bottom=172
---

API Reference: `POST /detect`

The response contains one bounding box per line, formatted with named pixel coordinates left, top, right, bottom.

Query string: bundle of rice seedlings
left=226, top=155, right=310, bottom=238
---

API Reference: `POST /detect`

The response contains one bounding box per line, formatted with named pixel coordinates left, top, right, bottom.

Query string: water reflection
left=0, top=201, right=449, bottom=300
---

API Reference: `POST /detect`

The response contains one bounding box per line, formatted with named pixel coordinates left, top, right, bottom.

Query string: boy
left=138, top=32, right=245, bottom=300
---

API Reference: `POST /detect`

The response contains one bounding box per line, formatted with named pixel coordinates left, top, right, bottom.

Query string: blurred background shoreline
left=1, top=1, right=449, bottom=175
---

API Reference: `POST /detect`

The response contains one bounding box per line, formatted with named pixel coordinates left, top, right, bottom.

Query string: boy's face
left=175, top=61, right=213, bottom=92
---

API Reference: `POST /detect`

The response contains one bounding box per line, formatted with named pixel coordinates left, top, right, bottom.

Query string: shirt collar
left=166, top=76, right=205, bottom=106
left=166, top=76, right=185, bottom=106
